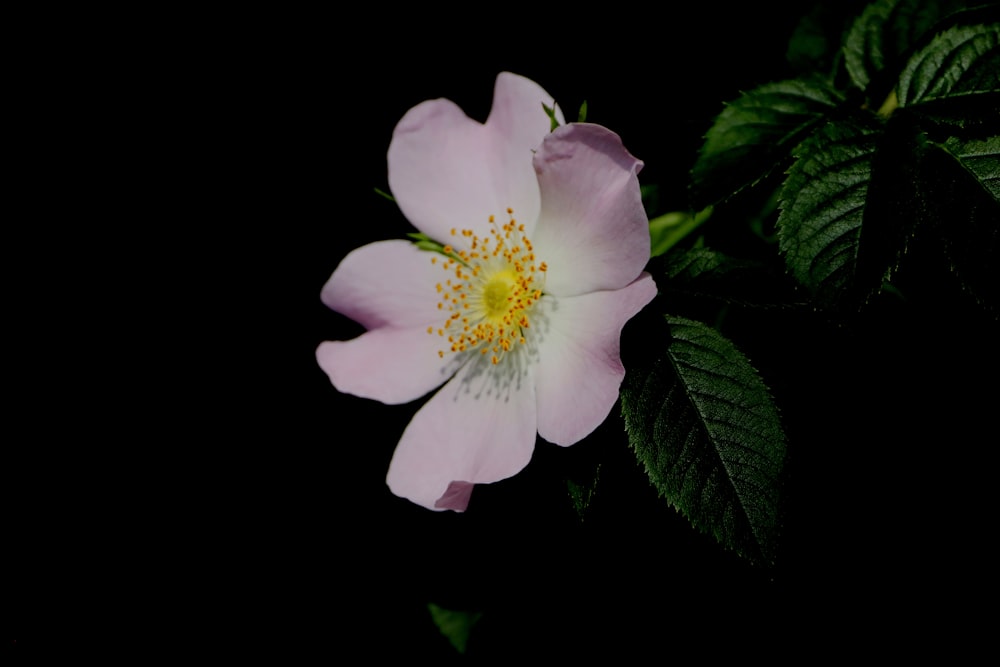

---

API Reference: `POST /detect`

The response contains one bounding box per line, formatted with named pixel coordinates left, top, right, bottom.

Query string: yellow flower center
left=427, top=208, right=547, bottom=366
left=482, top=271, right=516, bottom=319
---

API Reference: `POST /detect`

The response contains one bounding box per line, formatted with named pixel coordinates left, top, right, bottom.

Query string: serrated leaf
left=844, top=0, right=899, bottom=92
left=659, top=246, right=762, bottom=285
left=897, top=22, right=1000, bottom=106
left=620, top=316, right=787, bottom=565
left=843, top=0, right=969, bottom=95
left=901, top=90, right=1000, bottom=135
left=777, top=116, right=886, bottom=307
left=947, top=134, right=1000, bottom=199
left=691, top=77, right=844, bottom=209
left=935, top=134, right=1000, bottom=315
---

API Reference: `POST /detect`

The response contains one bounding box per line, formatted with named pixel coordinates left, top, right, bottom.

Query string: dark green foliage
left=776, top=116, right=883, bottom=308
left=630, top=0, right=999, bottom=567
left=896, top=22, right=1000, bottom=105
left=690, top=77, right=845, bottom=209
left=689, top=2, right=999, bottom=311
left=621, top=317, right=786, bottom=565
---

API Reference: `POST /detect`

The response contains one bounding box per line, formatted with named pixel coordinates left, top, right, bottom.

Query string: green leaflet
left=935, top=134, right=1000, bottom=315
left=843, top=0, right=971, bottom=96
left=690, top=77, right=844, bottom=208
left=777, top=117, right=883, bottom=308
left=947, top=134, right=1000, bottom=200
left=897, top=22, right=1000, bottom=106
left=620, top=316, right=787, bottom=565
left=843, top=0, right=899, bottom=92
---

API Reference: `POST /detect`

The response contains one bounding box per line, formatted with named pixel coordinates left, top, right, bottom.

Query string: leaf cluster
left=622, top=0, right=999, bottom=566
left=692, top=0, right=999, bottom=312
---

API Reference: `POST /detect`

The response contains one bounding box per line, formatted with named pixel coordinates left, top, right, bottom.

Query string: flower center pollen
left=427, top=208, right=547, bottom=366
left=482, top=272, right=516, bottom=319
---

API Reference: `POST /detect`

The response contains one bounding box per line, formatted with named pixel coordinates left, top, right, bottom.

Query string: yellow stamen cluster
left=429, top=208, right=547, bottom=365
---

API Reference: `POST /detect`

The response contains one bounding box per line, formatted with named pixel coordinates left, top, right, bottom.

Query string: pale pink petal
left=387, top=73, right=558, bottom=243
left=534, top=273, right=657, bottom=446
left=481, top=71, right=564, bottom=237
left=530, top=123, right=650, bottom=297
left=386, top=355, right=538, bottom=511
left=316, top=326, right=457, bottom=405
left=320, top=240, right=446, bottom=330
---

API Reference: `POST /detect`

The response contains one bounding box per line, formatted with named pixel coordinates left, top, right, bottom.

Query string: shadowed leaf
left=691, top=77, right=844, bottom=208
left=935, top=134, right=1000, bottom=315
left=777, top=116, right=886, bottom=307
left=897, top=22, right=1000, bottom=107
left=621, top=316, right=787, bottom=565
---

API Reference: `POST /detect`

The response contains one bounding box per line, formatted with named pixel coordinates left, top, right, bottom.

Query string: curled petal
left=531, top=123, right=650, bottom=297
left=386, top=355, right=538, bottom=511
left=387, top=73, right=557, bottom=242
left=321, top=240, right=444, bottom=331
left=316, top=326, right=455, bottom=405
left=535, top=273, right=657, bottom=446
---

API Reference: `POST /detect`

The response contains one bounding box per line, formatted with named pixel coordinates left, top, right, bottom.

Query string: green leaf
left=648, top=206, right=713, bottom=257
left=843, top=0, right=899, bottom=92
left=690, top=77, right=844, bottom=208
left=843, top=0, right=969, bottom=96
left=620, top=316, right=787, bottom=565
left=897, top=22, right=1000, bottom=107
left=776, top=116, right=886, bottom=308
left=947, top=134, right=1000, bottom=199
left=428, top=603, right=482, bottom=654
left=577, top=100, right=588, bottom=123
left=901, top=90, right=1000, bottom=135
left=659, top=247, right=757, bottom=282
left=934, top=134, right=1000, bottom=315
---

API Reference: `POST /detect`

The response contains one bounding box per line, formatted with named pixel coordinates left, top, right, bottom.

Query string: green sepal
left=542, top=102, right=560, bottom=131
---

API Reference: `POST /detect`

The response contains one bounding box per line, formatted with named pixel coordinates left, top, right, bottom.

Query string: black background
left=17, top=2, right=996, bottom=660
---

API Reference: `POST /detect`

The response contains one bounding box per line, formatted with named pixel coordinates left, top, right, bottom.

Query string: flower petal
left=387, top=72, right=558, bottom=243
left=320, top=240, right=444, bottom=330
left=386, top=354, right=538, bottom=511
left=316, top=326, right=456, bottom=405
left=534, top=273, right=657, bottom=446
left=531, top=123, right=650, bottom=297
left=481, top=72, right=564, bottom=237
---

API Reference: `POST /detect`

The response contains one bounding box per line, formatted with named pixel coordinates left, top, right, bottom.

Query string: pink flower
left=316, top=72, right=657, bottom=511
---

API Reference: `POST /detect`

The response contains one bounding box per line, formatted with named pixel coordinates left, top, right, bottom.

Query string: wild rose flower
left=317, top=72, right=656, bottom=511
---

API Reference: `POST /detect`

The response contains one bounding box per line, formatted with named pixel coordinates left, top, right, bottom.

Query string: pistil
left=429, top=208, right=546, bottom=365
